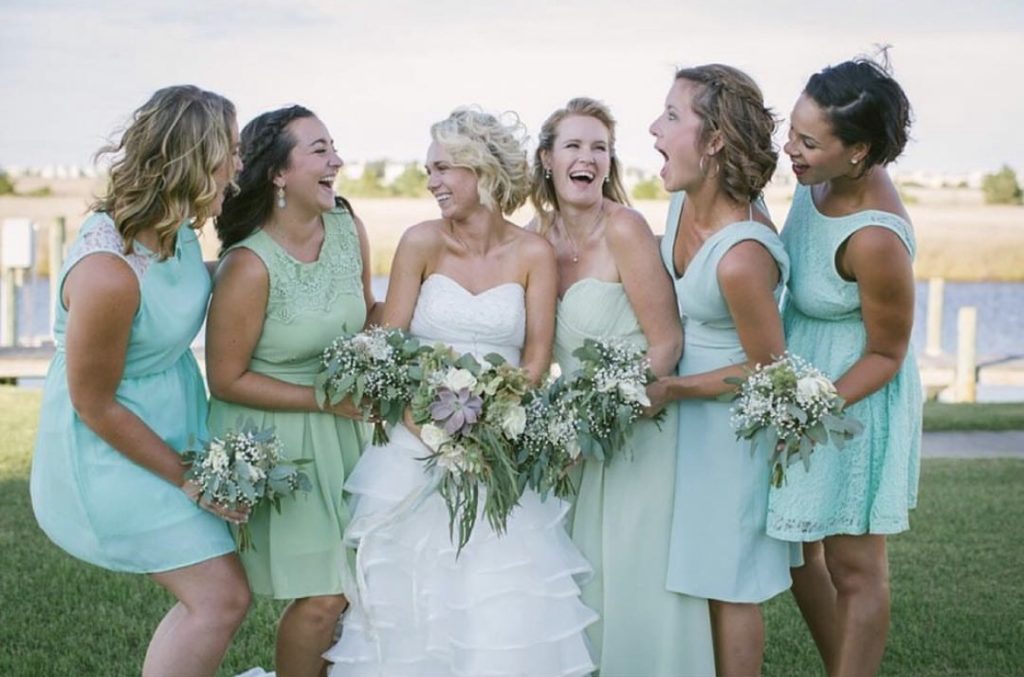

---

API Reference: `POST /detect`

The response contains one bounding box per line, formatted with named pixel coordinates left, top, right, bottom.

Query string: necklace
left=560, top=203, right=604, bottom=264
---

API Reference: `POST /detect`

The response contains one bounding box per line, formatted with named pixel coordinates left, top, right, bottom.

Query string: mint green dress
left=660, top=193, right=793, bottom=603
left=208, top=208, right=367, bottom=598
left=31, top=212, right=235, bottom=573
left=556, top=278, right=714, bottom=677
left=767, top=185, right=922, bottom=540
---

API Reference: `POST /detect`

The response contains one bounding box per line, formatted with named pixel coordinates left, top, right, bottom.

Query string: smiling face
left=210, top=118, right=242, bottom=217
left=649, top=78, right=707, bottom=193
left=784, top=93, right=867, bottom=185
left=274, top=116, right=343, bottom=213
left=541, top=114, right=611, bottom=208
left=425, top=141, right=482, bottom=220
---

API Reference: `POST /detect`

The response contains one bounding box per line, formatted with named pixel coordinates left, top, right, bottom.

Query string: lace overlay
left=64, top=213, right=153, bottom=282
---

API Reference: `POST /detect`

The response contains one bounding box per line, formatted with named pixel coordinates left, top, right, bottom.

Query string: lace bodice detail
left=64, top=212, right=153, bottom=281
left=409, top=274, right=526, bottom=366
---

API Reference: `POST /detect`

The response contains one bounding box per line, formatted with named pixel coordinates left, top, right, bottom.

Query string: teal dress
left=556, top=279, right=714, bottom=677
left=30, top=212, right=235, bottom=573
left=660, top=193, right=793, bottom=603
left=767, top=185, right=922, bottom=540
left=207, top=208, right=367, bottom=599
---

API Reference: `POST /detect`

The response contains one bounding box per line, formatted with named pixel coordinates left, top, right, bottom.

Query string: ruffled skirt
left=324, top=425, right=597, bottom=677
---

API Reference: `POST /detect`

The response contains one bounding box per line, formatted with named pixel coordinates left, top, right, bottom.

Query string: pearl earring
left=276, top=186, right=286, bottom=209
left=544, top=167, right=552, bottom=180
left=604, top=175, right=610, bottom=184
left=850, top=158, right=859, bottom=165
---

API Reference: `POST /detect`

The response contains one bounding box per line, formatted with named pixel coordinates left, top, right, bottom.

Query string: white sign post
left=1, top=218, right=36, bottom=347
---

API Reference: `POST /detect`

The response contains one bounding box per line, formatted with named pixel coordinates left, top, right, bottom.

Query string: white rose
left=420, top=423, right=450, bottom=452
left=566, top=438, right=582, bottom=460
left=618, top=380, right=650, bottom=406
left=443, top=368, right=477, bottom=392
left=796, top=375, right=835, bottom=404
left=501, top=405, right=527, bottom=438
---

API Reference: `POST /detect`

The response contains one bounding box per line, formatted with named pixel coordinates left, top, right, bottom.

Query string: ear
left=539, top=148, right=551, bottom=171
left=270, top=170, right=286, bottom=189
left=705, top=131, right=725, bottom=157
left=849, top=141, right=870, bottom=165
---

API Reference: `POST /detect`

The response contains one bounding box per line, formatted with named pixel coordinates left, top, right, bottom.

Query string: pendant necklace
left=561, top=203, right=604, bottom=264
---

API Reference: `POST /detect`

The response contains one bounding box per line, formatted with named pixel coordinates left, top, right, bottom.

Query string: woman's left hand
left=643, top=378, right=669, bottom=418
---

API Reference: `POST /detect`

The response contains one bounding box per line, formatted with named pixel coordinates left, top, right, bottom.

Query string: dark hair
left=674, top=64, right=778, bottom=202
left=214, top=105, right=356, bottom=254
left=804, top=55, right=912, bottom=169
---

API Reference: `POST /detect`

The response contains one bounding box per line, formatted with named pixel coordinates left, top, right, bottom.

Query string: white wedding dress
left=324, top=274, right=597, bottom=677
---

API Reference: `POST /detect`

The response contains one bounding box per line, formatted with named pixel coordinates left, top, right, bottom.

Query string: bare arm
left=205, top=248, right=356, bottom=417
left=834, top=226, right=914, bottom=406
left=606, top=210, right=682, bottom=378
left=353, top=214, right=382, bottom=327
left=519, top=235, right=558, bottom=384
left=379, top=224, right=434, bottom=330
left=649, top=240, right=783, bottom=407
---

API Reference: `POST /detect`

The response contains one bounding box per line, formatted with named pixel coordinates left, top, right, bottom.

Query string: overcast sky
left=2, top=0, right=1022, bottom=175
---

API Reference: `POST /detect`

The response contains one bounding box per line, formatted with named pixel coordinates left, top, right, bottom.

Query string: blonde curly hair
left=92, top=85, right=236, bottom=260
left=675, top=64, right=778, bottom=203
left=430, top=107, right=531, bottom=215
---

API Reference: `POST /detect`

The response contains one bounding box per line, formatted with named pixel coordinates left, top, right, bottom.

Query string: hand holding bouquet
left=411, top=346, right=531, bottom=552
left=315, top=326, right=424, bottom=445
left=726, top=352, right=863, bottom=487
left=182, top=419, right=312, bottom=551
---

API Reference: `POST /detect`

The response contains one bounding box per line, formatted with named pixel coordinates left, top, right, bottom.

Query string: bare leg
left=709, top=600, right=764, bottom=677
left=276, top=594, right=348, bottom=677
left=790, top=540, right=840, bottom=673
left=824, top=534, right=890, bottom=677
left=145, top=554, right=251, bottom=677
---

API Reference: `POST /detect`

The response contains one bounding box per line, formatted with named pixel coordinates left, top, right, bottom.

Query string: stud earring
left=604, top=175, right=610, bottom=184
left=850, top=158, right=859, bottom=165
left=276, top=186, right=286, bottom=209
left=544, top=167, right=552, bottom=180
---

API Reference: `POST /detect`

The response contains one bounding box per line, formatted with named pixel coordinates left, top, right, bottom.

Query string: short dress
left=207, top=207, right=368, bottom=598
left=660, top=193, right=793, bottom=603
left=767, top=184, right=922, bottom=541
left=30, top=212, right=235, bottom=573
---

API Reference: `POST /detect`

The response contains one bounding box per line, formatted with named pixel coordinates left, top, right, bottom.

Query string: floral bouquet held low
left=725, top=352, right=864, bottom=488
left=315, top=326, right=424, bottom=445
left=411, top=345, right=531, bottom=553
left=182, top=419, right=312, bottom=551
left=562, top=338, right=663, bottom=464
left=517, top=379, right=581, bottom=501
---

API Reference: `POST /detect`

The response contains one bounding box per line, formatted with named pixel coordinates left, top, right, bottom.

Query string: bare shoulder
left=215, top=247, right=269, bottom=287
left=66, top=252, right=140, bottom=307
left=603, top=203, right=655, bottom=246
left=398, top=219, right=447, bottom=250
left=718, top=238, right=778, bottom=284
left=512, top=225, right=556, bottom=264
left=864, top=172, right=913, bottom=223
left=846, top=225, right=910, bottom=264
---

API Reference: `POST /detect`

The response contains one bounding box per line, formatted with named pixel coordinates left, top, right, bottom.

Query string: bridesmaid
left=646, top=65, right=791, bottom=676
left=767, top=57, right=920, bottom=677
left=206, top=106, right=377, bottom=677
left=530, top=96, right=714, bottom=677
left=30, top=85, right=250, bottom=676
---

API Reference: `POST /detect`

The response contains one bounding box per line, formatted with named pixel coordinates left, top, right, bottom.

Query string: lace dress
left=766, top=184, right=922, bottom=540
left=207, top=207, right=368, bottom=598
left=30, top=212, right=235, bottom=572
left=324, top=273, right=597, bottom=677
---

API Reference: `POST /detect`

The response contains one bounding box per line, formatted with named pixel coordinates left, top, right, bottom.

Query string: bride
left=324, top=108, right=597, bottom=676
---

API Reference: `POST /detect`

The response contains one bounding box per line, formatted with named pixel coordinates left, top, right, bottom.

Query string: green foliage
left=0, top=171, right=15, bottom=196
left=338, top=160, right=428, bottom=199
left=923, top=401, right=1024, bottom=431
left=981, top=165, right=1023, bottom=205
left=390, top=162, right=428, bottom=198
left=631, top=176, right=668, bottom=200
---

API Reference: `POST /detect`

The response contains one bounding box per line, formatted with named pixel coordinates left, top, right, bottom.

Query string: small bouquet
left=517, top=380, right=581, bottom=500
left=411, top=345, right=531, bottom=552
left=561, top=338, right=662, bottom=463
left=725, top=352, right=863, bottom=488
left=182, top=419, right=312, bottom=551
left=315, top=326, right=424, bottom=445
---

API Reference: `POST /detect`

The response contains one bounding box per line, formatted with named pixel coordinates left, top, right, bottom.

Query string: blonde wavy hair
left=430, top=107, right=531, bottom=215
left=92, top=85, right=236, bottom=260
left=675, top=64, right=778, bottom=202
left=529, top=97, right=631, bottom=235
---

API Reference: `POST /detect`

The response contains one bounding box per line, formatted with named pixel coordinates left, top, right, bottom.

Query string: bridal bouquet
left=726, top=352, right=863, bottom=488
left=517, top=380, right=581, bottom=500
left=182, top=420, right=312, bottom=551
left=411, top=345, right=531, bottom=552
left=315, top=326, right=425, bottom=445
left=560, top=338, right=662, bottom=463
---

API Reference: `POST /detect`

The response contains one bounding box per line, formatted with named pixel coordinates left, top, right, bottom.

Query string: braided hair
left=674, top=64, right=778, bottom=203
left=215, top=105, right=354, bottom=254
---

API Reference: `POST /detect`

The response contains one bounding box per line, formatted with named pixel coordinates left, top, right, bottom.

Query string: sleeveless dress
left=766, top=184, right=922, bottom=541
left=324, top=273, right=597, bottom=677
left=556, top=279, right=714, bottom=677
left=30, top=212, right=235, bottom=573
left=207, top=207, right=367, bottom=598
left=659, top=193, right=793, bottom=603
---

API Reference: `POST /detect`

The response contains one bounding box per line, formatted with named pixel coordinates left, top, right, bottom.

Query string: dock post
left=1, top=266, right=15, bottom=347
left=925, top=277, right=944, bottom=357
left=48, top=217, right=66, bottom=335
left=954, top=306, right=978, bottom=403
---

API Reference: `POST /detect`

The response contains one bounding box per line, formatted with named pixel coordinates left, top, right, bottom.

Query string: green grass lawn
left=923, top=401, right=1024, bottom=432
left=2, top=387, right=1023, bottom=675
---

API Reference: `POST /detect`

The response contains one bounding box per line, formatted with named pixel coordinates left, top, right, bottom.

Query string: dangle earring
left=544, top=167, right=552, bottom=180
left=699, top=155, right=708, bottom=175
left=276, top=186, right=286, bottom=209
left=604, top=175, right=610, bottom=184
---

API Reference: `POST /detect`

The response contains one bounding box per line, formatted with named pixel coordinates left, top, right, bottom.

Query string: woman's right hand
left=326, top=395, right=365, bottom=420
left=181, top=479, right=250, bottom=524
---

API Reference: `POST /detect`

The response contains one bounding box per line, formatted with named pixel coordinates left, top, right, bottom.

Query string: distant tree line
left=982, top=165, right=1022, bottom=205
